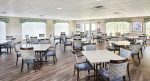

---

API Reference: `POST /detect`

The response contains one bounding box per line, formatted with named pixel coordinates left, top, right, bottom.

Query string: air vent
left=94, top=6, right=103, bottom=9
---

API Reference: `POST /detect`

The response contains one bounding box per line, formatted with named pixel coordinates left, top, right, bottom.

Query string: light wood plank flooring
left=0, top=42, right=150, bottom=81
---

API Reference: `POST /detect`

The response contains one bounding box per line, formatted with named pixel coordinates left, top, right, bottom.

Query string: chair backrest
left=39, top=34, right=45, bottom=37
left=39, top=39, right=50, bottom=44
left=73, top=35, right=81, bottom=39
left=102, top=34, right=107, bottom=39
left=108, top=59, right=128, bottom=80
left=30, top=37, right=38, bottom=44
left=73, top=39, right=82, bottom=47
left=85, top=44, right=96, bottom=51
left=120, top=48, right=131, bottom=59
left=14, top=42, right=21, bottom=52
left=20, top=47, right=35, bottom=59
left=110, top=37, right=119, bottom=41
left=129, top=44, right=141, bottom=54
left=25, top=35, right=30, bottom=43
left=6, top=36, right=13, bottom=40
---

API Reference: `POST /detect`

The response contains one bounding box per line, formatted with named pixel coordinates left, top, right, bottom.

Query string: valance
left=53, top=20, right=69, bottom=24
left=104, top=18, right=131, bottom=23
left=20, top=18, right=47, bottom=23
left=144, top=18, right=150, bottom=22
left=0, top=17, right=9, bottom=23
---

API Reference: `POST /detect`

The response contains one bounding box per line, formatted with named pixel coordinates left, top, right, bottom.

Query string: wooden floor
left=0, top=42, right=150, bottom=81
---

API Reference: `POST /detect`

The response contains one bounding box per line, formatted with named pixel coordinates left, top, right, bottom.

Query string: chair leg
left=137, top=53, right=141, bottom=64
left=16, top=56, right=18, bottom=66
left=123, top=76, right=126, bottom=81
left=140, top=48, right=143, bottom=58
left=45, top=56, right=47, bottom=61
left=53, top=56, right=55, bottom=64
left=77, top=70, right=79, bottom=81
left=73, top=65, right=76, bottom=75
left=127, top=63, right=130, bottom=81
left=21, top=59, right=24, bottom=72
left=27, top=63, right=30, bottom=72
left=55, top=55, right=57, bottom=61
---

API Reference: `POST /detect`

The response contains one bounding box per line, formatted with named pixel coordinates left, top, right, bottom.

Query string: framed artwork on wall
left=132, top=22, right=143, bottom=32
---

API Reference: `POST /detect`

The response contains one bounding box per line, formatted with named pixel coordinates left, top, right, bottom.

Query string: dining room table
left=0, top=40, right=11, bottom=54
left=21, top=43, right=51, bottom=66
left=81, top=50, right=124, bottom=81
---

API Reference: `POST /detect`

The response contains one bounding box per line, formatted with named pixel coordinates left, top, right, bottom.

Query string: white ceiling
left=0, top=0, right=150, bottom=20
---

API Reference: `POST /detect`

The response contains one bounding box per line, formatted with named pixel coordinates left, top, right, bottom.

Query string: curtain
left=0, top=22, right=6, bottom=40
left=54, top=23, right=69, bottom=36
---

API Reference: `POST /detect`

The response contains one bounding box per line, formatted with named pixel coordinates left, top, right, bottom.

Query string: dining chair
left=20, top=47, right=37, bottom=72
left=64, top=37, right=72, bottom=52
left=39, top=39, right=50, bottom=44
left=98, top=59, right=128, bottom=81
left=129, top=44, right=142, bottom=64
left=60, top=32, right=66, bottom=44
left=2, top=38, right=16, bottom=53
left=85, top=44, right=96, bottom=51
left=106, top=40, right=119, bottom=53
left=30, top=36, right=39, bottom=44
left=14, top=42, right=21, bottom=65
left=73, top=39, right=82, bottom=51
left=119, top=48, right=131, bottom=80
left=72, top=51, right=94, bottom=81
left=45, top=42, right=58, bottom=64
left=39, top=34, right=45, bottom=37
left=101, top=34, right=107, bottom=42
left=25, top=35, right=31, bottom=44
left=6, top=36, right=13, bottom=40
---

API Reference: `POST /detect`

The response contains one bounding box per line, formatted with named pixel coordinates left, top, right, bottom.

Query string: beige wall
left=4, top=17, right=75, bottom=42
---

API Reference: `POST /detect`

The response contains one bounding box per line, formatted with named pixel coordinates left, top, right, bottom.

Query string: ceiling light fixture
left=57, top=7, right=62, bottom=10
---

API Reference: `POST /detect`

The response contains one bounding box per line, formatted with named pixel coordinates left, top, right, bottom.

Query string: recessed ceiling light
left=57, top=8, right=62, bottom=10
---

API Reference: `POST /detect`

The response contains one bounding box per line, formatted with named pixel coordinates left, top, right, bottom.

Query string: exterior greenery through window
left=106, top=22, right=130, bottom=36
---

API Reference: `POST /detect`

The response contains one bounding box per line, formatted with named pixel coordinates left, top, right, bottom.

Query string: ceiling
left=0, top=0, right=150, bottom=20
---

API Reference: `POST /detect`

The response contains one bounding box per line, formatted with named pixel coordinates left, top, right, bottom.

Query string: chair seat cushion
left=24, top=59, right=34, bottom=64
left=76, top=62, right=93, bottom=71
left=46, top=51, right=55, bottom=56
left=98, top=68, right=124, bottom=81
left=65, top=41, right=72, bottom=45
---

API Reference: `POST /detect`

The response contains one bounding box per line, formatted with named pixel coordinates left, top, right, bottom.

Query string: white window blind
left=54, top=23, right=69, bottom=36
left=22, top=22, right=46, bottom=39
left=0, top=22, right=6, bottom=40
left=106, top=22, right=130, bottom=36
left=146, top=21, right=150, bottom=38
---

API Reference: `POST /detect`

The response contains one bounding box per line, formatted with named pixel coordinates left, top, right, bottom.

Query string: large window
left=0, top=22, right=6, bottom=40
left=106, top=22, right=130, bottom=36
left=146, top=21, right=150, bottom=37
left=22, top=22, right=46, bottom=39
left=55, top=23, right=69, bottom=36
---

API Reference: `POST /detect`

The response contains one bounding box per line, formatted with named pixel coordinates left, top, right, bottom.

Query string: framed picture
left=132, top=22, right=143, bottom=32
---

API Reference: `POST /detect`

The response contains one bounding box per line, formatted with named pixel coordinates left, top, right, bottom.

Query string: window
left=55, top=23, right=69, bottom=36
left=85, top=24, right=90, bottom=31
left=106, top=22, right=130, bottom=36
left=22, top=22, right=46, bottom=39
left=0, top=22, right=6, bottom=40
left=91, top=23, right=96, bottom=31
left=146, top=21, right=150, bottom=37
